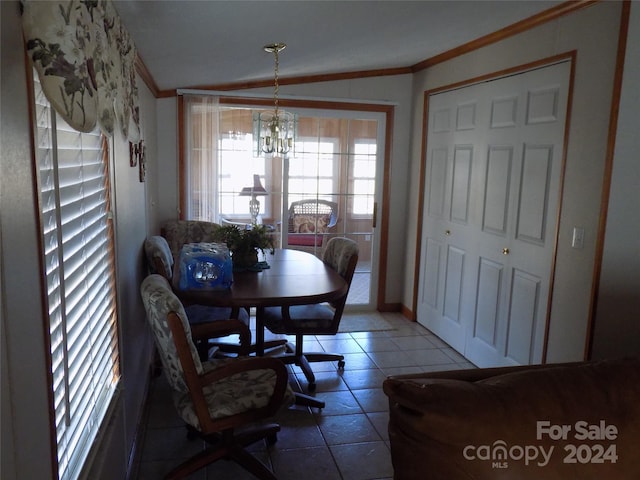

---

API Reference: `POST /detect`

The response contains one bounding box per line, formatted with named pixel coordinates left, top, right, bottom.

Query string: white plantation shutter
left=33, top=72, right=120, bottom=480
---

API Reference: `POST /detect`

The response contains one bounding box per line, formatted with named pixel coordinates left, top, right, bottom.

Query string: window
left=184, top=99, right=381, bottom=227
left=182, top=97, right=385, bottom=307
left=289, top=139, right=338, bottom=203
left=183, top=97, right=380, bottom=222
left=184, top=96, right=267, bottom=221
left=32, top=72, right=120, bottom=480
left=351, top=141, right=376, bottom=216
left=218, top=133, right=267, bottom=217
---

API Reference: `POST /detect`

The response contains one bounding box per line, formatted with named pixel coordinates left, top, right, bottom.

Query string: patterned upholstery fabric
left=140, top=275, right=202, bottom=392
left=293, top=214, right=330, bottom=233
left=144, top=235, right=249, bottom=326
left=140, top=274, right=294, bottom=430
left=174, top=360, right=295, bottom=429
left=162, top=220, right=221, bottom=259
left=322, top=237, right=359, bottom=278
left=144, top=235, right=174, bottom=280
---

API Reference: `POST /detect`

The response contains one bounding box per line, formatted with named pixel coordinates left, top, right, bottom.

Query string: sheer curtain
left=183, top=95, right=220, bottom=221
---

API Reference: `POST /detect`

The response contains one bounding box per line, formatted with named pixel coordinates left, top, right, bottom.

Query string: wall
left=1, top=2, right=636, bottom=477
left=406, top=1, right=623, bottom=363
left=1, top=2, right=53, bottom=478
left=154, top=74, right=414, bottom=306
left=155, top=97, right=180, bottom=229
left=85, top=61, right=157, bottom=479
left=0, top=1, right=155, bottom=478
left=592, top=2, right=640, bottom=359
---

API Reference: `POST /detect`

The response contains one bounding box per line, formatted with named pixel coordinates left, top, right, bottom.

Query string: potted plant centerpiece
left=213, top=224, right=275, bottom=270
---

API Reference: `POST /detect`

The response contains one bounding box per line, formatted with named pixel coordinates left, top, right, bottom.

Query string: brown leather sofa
left=383, top=358, right=640, bottom=479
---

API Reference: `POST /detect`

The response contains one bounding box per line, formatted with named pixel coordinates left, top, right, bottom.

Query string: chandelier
left=254, top=43, right=296, bottom=156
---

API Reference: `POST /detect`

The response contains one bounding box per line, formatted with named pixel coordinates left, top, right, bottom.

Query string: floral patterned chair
left=140, top=274, right=294, bottom=480
left=161, top=220, right=222, bottom=260
left=145, top=234, right=289, bottom=357
left=144, top=235, right=252, bottom=358
left=262, top=237, right=359, bottom=391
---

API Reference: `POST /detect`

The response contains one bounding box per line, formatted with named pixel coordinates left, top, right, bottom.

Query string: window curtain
left=183, top=95, right=220, bottom=221
left=22, top=0, right=140, bottom=142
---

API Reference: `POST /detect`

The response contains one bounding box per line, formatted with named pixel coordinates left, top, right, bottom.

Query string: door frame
left=412, top=52, right=576, bottom=362
left=279, top=106, right=388, bottom=310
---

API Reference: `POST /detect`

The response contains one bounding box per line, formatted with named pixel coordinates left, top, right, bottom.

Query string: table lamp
left=239, top=174, right=268, bottom=224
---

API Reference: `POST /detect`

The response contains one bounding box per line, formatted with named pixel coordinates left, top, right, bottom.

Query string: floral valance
left=22, top=0, right=140, bottom=142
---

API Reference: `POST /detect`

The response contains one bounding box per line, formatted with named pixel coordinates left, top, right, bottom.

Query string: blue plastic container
left=177, top=243, right=233, bottom=290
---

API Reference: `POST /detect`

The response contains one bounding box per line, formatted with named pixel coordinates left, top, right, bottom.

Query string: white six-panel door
left=417, top=61, right=570, bottom=367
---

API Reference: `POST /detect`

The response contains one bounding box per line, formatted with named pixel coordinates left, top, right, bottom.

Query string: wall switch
left=572, top=227, right=584, bottom=249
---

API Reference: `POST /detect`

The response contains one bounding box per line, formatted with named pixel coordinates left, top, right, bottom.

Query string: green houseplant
left=213, top=224, right=275, bottom=269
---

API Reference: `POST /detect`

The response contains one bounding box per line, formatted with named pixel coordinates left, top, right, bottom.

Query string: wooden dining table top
left=173, top=248, right=348, bottom=309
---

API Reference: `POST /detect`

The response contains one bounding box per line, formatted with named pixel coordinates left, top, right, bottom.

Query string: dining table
left=173, top=248, right=348, bottom=356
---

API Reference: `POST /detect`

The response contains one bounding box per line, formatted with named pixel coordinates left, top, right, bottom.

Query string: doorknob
left=502, top=247, right=510, bottom=255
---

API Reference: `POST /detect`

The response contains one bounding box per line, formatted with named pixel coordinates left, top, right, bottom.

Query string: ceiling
left=113, top=0, right=563, bottom=92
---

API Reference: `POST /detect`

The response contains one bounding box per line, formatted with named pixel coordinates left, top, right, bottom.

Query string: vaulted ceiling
left=113, top=0, right=563, bottom=92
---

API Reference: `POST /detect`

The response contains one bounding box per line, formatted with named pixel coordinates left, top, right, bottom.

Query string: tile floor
left=132, top=312, right=475, bottom=479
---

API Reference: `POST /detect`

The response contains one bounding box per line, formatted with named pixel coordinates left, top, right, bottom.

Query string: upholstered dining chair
left=262, top=237, right=359, bottom=391
left=161, top=219, right=221, bottom=260
left=144, top=235, right=251, bottom=358
left=140, top=274, right=294, bottom=480
left=144, top=235, right=287, bottom=358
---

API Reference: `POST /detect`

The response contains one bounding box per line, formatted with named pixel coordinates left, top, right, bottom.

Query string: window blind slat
left=33, top=70, right=119, bottom=480
left=61, top=219, right=107, bottom=252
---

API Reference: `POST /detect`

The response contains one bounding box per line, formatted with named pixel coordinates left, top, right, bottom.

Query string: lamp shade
left=239, top=174, right=268, bottom=196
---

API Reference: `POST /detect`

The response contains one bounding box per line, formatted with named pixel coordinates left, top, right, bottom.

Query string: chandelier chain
left=257, top=42, right=294, bottom=156
left=273, top=48, right=280, bottom=117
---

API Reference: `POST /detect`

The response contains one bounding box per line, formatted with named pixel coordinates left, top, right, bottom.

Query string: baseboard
left=376, top=302, right=415, bottom=321
left=400, top=304, right=415, bottom=321
left=125, top=347, right=157, bottom=480
left=377, top=302, right=402, bottom=313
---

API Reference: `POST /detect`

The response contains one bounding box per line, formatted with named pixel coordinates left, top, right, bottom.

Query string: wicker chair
left=287, top=199, right=338, bottom=249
